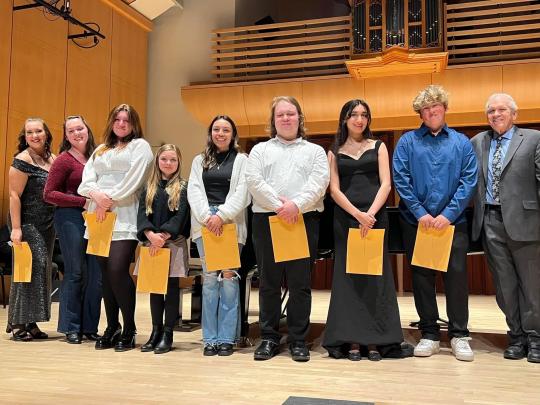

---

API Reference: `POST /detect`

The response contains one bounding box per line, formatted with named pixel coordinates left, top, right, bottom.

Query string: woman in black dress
left=6, top=118, right=56, bottom=341
left=323, top=99, right=411, bottom=361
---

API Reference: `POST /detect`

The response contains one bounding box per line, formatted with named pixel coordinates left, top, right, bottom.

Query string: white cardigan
left=78, top=139, right=153, bottom=240
left=187, top=152, right=250, bottom=243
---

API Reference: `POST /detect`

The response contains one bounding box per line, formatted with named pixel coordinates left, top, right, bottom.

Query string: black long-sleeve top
left=137, top=180, right=189, bottom=242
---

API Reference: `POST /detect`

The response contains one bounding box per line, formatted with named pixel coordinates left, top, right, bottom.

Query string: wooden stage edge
left=2, top=291, right=539, bottom=405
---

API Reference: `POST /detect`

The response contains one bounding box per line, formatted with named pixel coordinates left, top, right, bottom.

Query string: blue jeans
left=195, top=237, right=242, bottom=345
left=55, top=208, right=102, bottom=334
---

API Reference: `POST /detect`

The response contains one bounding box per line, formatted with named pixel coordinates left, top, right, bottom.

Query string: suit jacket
left=471, top=126, right=540, bottom=242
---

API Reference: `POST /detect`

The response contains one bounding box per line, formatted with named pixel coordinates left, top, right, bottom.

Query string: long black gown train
left=323, top=140, right=404, bottom=356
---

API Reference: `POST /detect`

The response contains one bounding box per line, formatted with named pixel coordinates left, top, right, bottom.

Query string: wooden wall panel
left=181, top=86, right=248, bottom=136
left=65, top=1, right=113, bottom=143
left=3, top=3, right=67, bottom=220
left=8, top=4, right=68, bottom=144
left=502, top=63, right=540, bottom=111
left=433, top=66, right=502, bottom=114
left=302, top=77, right=365, bottom=135
left=110, top=11, right=148, bottom=130
left=0, top=0, right=13, bottom=222
left=364, top=74, right=432, bottom=119
left=183, top=62, right=540, bottom=137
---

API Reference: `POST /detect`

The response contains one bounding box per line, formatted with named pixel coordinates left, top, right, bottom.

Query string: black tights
left=97, top=240, right=138, bottom=332
left=150, top=277, right=180, bottom=329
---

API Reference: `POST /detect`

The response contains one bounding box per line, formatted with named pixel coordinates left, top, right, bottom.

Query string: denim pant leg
left=81, top=252, right=102, bottom=334
left=217, top=252, right=242, bottom=344
left=195, top=237, right=220, bottom=344
left=55, top=208, right=86, bottom=334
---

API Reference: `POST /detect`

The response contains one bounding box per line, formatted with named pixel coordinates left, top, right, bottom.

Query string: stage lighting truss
left=13, top=0, right=106, bottom=49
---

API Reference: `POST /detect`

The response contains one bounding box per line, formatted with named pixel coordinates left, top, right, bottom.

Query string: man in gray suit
left=471, top=93, right=540, bottom=363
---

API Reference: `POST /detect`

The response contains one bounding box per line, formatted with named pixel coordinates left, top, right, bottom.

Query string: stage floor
left=0, top=291, right=538, bottom=404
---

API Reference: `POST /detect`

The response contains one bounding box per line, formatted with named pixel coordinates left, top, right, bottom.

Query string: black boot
left=154, top=327, right=173, bottom=354
left=95, top=324, right=121, bottom=350
left=141, top=325, right=163, bottom=352
left=114, top=329, right=136, bottom=352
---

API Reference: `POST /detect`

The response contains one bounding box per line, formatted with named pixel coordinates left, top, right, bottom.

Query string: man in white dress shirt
left=246, top=96, right=329, bottom=362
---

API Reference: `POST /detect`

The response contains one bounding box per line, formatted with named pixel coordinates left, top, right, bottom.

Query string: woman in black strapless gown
left=323, top=99, right=411, bottom=361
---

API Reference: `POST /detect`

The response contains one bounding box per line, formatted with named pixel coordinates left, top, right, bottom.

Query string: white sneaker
left=414, top=339, right=440, bottom=357
left=451, top=337, right=474, bottom=362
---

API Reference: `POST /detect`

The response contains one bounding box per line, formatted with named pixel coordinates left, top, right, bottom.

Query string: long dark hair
left=268, top=96, right=306, bottom=139
left=332, top=99, right=373, bottom=154
left=202, top=115, right=241, bottom=170
left=59, top=115, right=97, bottom=159
left=15, top=118, right=53, bottom=158
left=97, top=104, right=144, bottom=156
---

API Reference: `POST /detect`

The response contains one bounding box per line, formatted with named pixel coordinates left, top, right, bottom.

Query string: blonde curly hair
left=412, top=85, right=449, bottom=114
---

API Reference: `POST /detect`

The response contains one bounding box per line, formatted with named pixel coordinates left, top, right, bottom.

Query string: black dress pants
left=252, top=212, right=319, bottom=344
left=400, top=218, right=469, bottom=340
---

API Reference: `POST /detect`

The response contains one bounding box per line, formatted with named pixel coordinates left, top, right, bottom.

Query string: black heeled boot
left=154, top=327, right=173, bottom=354
left=95, top=324, right=122, bottom=350
left=141, top=325, right=163, bottom=352
left=114, top=329, right=136, bottom=352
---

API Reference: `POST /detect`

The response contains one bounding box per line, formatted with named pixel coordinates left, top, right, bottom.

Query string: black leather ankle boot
left=141, top=325, right=163, bottom=352
left=95, top=324, right=121, bottom=350
left=154, top=327, right=173, bottom=354
left=114, top=329, right=136, bottom=352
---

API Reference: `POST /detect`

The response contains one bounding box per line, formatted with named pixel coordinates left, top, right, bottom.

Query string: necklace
left=27, top=148, right=50, bottom=169
left=344, top=138, right=371, bottom=157
left=215, top=151, right=231, bottom=170
left=68, top=148, right=87, bottom=165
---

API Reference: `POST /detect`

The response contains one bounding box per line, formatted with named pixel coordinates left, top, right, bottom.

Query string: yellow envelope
left=13, top=242, right=32, bottom=283
left=202, top=224, right=241, bottom=272
left=136, top=247, right=171, bottom=294
left=83, top=211, right=116, bottom=257
left=269, top=214, right=310, bottom=263
left=346, top=228, right=385, bottom=276
left=412, top=225, right=455, bottom=272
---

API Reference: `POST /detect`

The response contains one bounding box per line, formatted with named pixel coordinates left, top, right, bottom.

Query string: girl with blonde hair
left=136, top=144, right=190, bottom=354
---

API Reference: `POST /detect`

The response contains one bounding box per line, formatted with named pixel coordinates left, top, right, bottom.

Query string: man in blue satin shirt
left=393, top=85, right=478, bottom=362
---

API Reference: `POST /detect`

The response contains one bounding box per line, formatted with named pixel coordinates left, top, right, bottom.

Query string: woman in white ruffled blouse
left=78, top=104, right=153, bottom=352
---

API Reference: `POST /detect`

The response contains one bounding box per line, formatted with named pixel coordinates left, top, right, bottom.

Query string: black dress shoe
left=254, top=340, right=279, bottom=360
left=289, top=342, right=310, bottom=362
left=115, top=330, right=136, bottom=352
left=347, top=350, right=362, bottom=361
left=83, top=333, right=101, bottom=341
left=25, top=323, right=48, bottom=339
left=66, top=333, right=82, bottom=344
left=368, top=350, right=382, bottom=361
left=504, top=344, right=527, bottom=360
left=141, top=325, right=163, bottom=352
left=203, top=344, right=218, bottom=356
left=327, top=347, right=346, bottom=359
left=154, top=327, right=173, bottom=354
left=527, top=343, right=540, bottom=363
left=218, top=343, right=234, bottom=356
left=95, top=325, right=122, bottom=350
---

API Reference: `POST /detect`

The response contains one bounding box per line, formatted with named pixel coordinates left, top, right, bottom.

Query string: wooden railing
left=210, top=16, right=351, bottom=83
left=445, top=0, right=540, bottom=64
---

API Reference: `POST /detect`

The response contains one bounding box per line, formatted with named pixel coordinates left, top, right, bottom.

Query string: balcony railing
left=207, top=1, right=540, bottom=83
left=445, top=0, right=540, bottom=64
left=210, top=16, right=351, bottom=83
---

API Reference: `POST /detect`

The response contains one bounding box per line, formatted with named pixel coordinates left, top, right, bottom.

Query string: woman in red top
left=44, top=115, right=100, bottom=344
